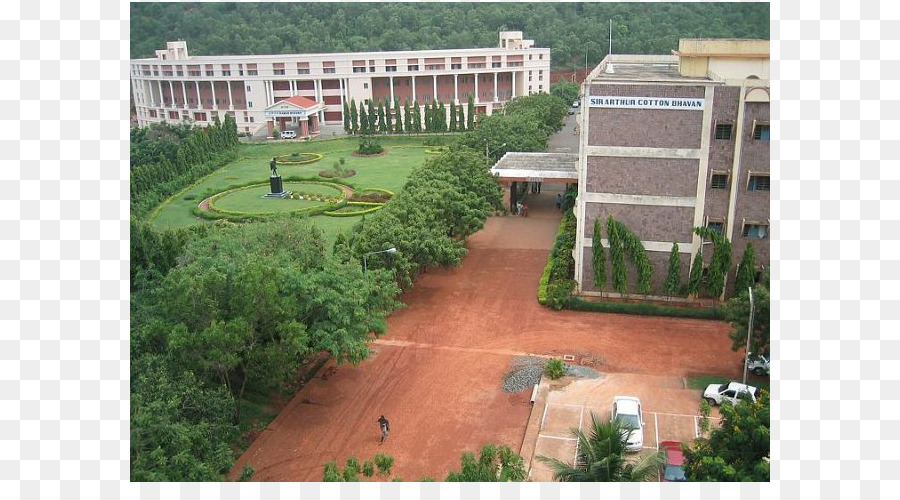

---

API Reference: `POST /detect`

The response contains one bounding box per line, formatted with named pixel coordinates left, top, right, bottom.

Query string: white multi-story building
left=130, top=32, right=551, bottom=138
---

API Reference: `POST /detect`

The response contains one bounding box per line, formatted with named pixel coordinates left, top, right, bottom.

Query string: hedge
left=566, top=297, right=725, bottom=320
left=274, top=153, right=324, bottom=165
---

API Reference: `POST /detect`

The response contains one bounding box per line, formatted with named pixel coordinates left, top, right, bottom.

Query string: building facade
left=130, top=32, right=551, bottom=137
left=574, top=39, right=770, bottom=298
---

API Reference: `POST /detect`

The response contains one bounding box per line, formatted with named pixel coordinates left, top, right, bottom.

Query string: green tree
left=359, top=106, right=369, bottom=135
left=694, top=226, right=732, bottom=298
left=684, top=390, right=770, bottom=482
left=404, top=99, right=412, bottom=133
left=550, top=79, right=579, bottom=106
left=367, top=98, right=377, bottom=132
left=456, top=113, right=548, bottom=161
left=537, top=414, right=662, bottom=481
left=343, top=100, right=351, bottom=133
left=664, top=242, right=682, bottom=296
left=423, top=100, right=432, bottom=132
left=467, top=93, right=475, bottom=130
left=438, top=101, right=447, bottom=132
left=445, top=444, right=526, bottom=482
left=687, top=251, right=704, bottom=296
left=606, top=216, right=627, bottom=293
left=591, top=218, right=606, bottom=289
left=393, top=98, right=402, bottom=133
left=378, top=100, right=387, bottom=133
left=130, top=355, right=237, bottom=481
left=723, top=282, right=770, bottom=356
left=733, top=242, right=757, bottom=297
left=449, top=100, right=458, bottom=132
left=457, top=103, right=466, bottom=132
left=384, top=98, right=393, bottom=133
left=350, top=99, right=359, bottom=134
left=412, top=100, right=422, bottom=133
left=502, top=92, right=568, bottom=135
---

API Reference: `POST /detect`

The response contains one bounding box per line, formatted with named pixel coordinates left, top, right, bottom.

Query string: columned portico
left=263, top=95, right=326, bottom=139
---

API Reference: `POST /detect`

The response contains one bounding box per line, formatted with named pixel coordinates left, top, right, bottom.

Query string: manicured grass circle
left=210, top=181, right=344, bottom=215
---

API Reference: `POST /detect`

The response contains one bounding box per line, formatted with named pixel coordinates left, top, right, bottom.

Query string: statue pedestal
left=264, top=175, right=287, bottom=198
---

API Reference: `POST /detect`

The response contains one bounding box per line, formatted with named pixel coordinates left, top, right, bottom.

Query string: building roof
left=490, top=152, right=578, bottom=180
left=282, top=95, right=320, bottom=109
left=589, top=56, right=712, bottom=83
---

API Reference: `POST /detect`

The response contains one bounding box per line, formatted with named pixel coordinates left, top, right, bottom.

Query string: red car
left=659, top=441, right=687, bottom=482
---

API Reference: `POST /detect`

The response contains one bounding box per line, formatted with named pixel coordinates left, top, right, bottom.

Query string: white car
left=611, top=396, right=644, bottom=452
left=280, top=129, right=297, bottom=139
left=746, top=353, right=769, bottom=376
left=703, top=381, right=758, bottom=406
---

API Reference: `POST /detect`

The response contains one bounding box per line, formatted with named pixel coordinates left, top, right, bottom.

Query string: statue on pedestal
left=270, top=157, right=278, bottom=176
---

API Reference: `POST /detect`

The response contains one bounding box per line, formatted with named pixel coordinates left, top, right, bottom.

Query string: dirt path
left=229, top=187, right=740, bottom=481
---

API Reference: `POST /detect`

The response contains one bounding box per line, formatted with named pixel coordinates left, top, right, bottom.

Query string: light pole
left=363, top=247, right=397, bottom=274
left=742, top=286, right=754, bottom=385
left=485, top=140, right=506, bottom=164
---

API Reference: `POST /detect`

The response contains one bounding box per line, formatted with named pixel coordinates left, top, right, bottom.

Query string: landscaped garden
left=149, top=136, right=430, bottom=245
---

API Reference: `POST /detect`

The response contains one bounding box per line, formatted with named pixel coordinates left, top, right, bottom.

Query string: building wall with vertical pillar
left=131, top=32, right=551, bottom=134
left=574, top=40, right=769, bottom=299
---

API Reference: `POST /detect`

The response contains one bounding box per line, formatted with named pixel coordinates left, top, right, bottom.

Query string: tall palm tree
left=537, top=413, right=662, bottom=482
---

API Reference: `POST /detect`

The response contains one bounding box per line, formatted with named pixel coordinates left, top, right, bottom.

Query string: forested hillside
left=130, top=3, right=768, bottom=69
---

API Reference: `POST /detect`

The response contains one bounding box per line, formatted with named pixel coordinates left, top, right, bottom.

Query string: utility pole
left=742, top=286, right=754, bottom=385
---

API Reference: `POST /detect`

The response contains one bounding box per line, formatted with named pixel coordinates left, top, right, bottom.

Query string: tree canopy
left=131, top=3, right=770, bottom=70
left=684, top=390, right=770, bottom=481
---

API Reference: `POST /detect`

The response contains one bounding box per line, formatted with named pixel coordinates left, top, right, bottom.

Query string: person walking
left=378, top=415, right=390, bottom=444
left=556, top=193, right=562, bottom=211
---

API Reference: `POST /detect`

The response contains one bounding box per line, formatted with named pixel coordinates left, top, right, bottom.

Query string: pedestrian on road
left=556, top=194, right=562, bottom=210
left=521, top=202, right=529, bottom=217
left=378, top=415, right=390, bottom=444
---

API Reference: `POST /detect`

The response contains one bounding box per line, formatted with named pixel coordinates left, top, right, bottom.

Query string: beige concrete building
left=574, top=39, right=770, bottom=298
left=130, top=32, right=551, bottom=138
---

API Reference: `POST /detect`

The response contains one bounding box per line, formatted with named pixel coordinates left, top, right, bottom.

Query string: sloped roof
left=281, top=95, right=320, bottom=108
left=490, top=152, right=578, bottom=180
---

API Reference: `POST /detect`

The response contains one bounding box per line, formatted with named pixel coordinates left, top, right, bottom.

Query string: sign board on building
left=265, top=105, right=307, bottom=118
left=588, top=96, right=704, bottom=110
left=526, top=177, right=543, bottom=183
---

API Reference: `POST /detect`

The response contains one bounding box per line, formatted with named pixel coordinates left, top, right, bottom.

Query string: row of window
left=706, top=221, right=769, bottom=239
left=709, top=173, right=769, bottom=191
left=714, top=123, right=770, bottom=141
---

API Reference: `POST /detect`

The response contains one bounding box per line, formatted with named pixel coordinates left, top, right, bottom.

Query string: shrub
left=238, top=465, right=255, bottom=482
left=373, top=452, right=394, bottom=475
left=357, top=137, right=384, bottom=155
left=544, top=358, right=566, bottom=380
left=361, top=460, right=375, bottom=478
left=182, top=193, right=197, bottom=201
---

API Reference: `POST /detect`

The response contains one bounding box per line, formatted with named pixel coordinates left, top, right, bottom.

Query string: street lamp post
left=363, top=247, right=397, bottom=274
left=742, top=286, right=754, bottom=385
left=485, top=140, right=507, bottom=164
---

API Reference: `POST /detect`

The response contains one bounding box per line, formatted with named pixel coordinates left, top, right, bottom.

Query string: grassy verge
left=686, top=374, right=770, bottom=393
left=566, top=297, right=724, bottom=320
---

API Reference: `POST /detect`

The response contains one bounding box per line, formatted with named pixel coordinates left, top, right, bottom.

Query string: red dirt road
left=230, top=186, right=741, bottom=481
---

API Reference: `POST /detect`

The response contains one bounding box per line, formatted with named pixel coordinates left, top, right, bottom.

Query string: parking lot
left=522, top=373, right=721, bottom=481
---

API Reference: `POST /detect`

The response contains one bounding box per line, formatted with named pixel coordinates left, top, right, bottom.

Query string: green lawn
left=149, top=135, right=431, bottom=244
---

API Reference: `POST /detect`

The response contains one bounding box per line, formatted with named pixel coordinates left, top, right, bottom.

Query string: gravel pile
left=501, top=356, right=545, bottom=393
left=566, top=365, right=603, bottom=379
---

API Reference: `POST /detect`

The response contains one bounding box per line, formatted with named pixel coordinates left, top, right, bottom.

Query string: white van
left=281, top=130, right=297, bottom=139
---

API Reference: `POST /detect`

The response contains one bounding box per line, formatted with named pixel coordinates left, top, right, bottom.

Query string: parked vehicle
left=703, top=381, right=758, bottom=406
left=611, top=396, right=644, bottom=452
left=659, top=441, right=687, bottom=482
left=280, top=129, right=297, bottom=139
left=746, top=353, right=770, bottom=376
